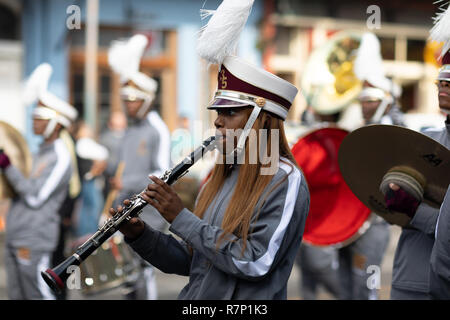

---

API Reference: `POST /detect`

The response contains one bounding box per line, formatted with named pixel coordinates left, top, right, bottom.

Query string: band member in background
left=418, top=6, right=450, bottom=299
left=108, top=34, right=171, bottom=300
left=99, top=111, right=127, bottom=200
left=384, top=5, right=450, bottom=298
left=337, top=32, right=404, bottom=300
left=1, top=63, right=77, bottom=300
left=74, top=123, right=109, bottom=238
left=51, top=124, right=82, bottom=300
left=294, top=111, right=342, bottom=300
left=111, top=0, right=310, bottom=300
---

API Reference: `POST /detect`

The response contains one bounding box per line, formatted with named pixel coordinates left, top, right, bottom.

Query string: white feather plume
left=354, top=32, right=383, bottom=82
left=108, top=34, right=148, bottom=79
left=197, top=0, right=255, bottom=65
left=354, top=32, right=400, bottom=95
left=429, top=1, right=450, bottom=58
left=23, top=63, right=52, bottom=106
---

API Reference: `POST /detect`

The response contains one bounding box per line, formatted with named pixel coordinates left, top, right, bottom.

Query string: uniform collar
left=39, top=138, right=57, bottom=152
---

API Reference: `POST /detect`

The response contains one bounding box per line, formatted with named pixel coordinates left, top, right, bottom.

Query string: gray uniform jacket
left=4, top=138, right=72, bottom=252
left=116, top=111, right=171, bottom=231
left=391, top=121, right=450, bottom=298
left=429, top=120, right=450, bottom=299
left=126, top=158, right=310, bottom=299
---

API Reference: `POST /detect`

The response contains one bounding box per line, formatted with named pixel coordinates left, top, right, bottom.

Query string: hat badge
left=255, top=97, right=266, bottom=107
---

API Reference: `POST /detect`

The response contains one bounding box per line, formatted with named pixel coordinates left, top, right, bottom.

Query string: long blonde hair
left=193, top=110, right=298, bottom=253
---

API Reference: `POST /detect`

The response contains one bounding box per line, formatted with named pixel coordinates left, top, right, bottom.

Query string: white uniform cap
left=24, top=63, right=78, bottom=127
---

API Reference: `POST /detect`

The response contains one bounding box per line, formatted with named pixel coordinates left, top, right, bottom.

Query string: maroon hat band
left=218, top=66, right=292, bottom=110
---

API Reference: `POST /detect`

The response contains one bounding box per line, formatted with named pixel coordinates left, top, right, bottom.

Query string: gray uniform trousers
left=338, top=218, right=391, bottom=300
left=5, top=246, right=55, bottom=300
left=296, top=243, right=341, bottom=299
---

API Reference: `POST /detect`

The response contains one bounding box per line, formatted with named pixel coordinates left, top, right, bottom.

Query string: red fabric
left=292, top=128, right=371, bottom=246
left=218, top=66, right=291, bottom=110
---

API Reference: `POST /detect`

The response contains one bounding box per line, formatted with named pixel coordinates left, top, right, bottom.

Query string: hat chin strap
left=370, top=96, right=393, bottom=124
left=228, top=105, right=262, bottom=162
left=441, top=108, right=450, bottom=116
left=136, top=95, right=153, bottom=119
left=42, top=118, right=58, bottom=139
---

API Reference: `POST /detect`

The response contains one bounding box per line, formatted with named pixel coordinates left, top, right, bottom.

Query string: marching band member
left=384, top=4, right=450, bottom=298
left=336, top=32, right=402, bottom=300
left=107, top=34, right=171, bottom=300
left=111, top=0, right=310, bottom=299
left=427, top=3, right=450, bottom=299
left=1, top=63, right=77, bottom=299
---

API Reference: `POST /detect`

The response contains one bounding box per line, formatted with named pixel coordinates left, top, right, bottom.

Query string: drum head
left=292, top=127, right=371, bottom=247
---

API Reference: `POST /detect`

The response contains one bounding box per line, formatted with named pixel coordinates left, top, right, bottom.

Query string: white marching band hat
left=23, top=63, right=78, bottom=137
left=208, top=55, right=298, bottom=120
left=198, top=0, right=298, bottom=121
left=108, top=34, right=158, bottom=118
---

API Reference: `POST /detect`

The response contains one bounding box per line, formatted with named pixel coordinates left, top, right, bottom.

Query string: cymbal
left=338, top=124, right=450, bottom=227
left=0, top=121, right=32, bottom=199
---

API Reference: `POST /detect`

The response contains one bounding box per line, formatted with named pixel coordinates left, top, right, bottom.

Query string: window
left=407, top=39, right=426, bottom=62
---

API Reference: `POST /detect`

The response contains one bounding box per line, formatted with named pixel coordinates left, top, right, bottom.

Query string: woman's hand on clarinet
left=141, top=175, right=185, bottom=223
left=109, top=199, right=145, bottom=240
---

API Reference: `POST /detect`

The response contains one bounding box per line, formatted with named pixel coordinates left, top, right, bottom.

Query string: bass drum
left=72, top=233, right=142, bottom=295
left=292, top=126, right=372, bottom=248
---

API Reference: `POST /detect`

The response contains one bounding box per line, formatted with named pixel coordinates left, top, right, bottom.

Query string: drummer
left=334, top=32, right=404, bottom=300
left=384, top=7, right=450, bottom=298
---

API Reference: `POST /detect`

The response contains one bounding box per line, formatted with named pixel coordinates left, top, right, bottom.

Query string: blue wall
left=22, top=0, right=263, bottom=149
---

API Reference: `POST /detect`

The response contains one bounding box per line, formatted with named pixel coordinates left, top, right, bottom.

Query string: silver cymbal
left=338, top=124, right=450, bottom=226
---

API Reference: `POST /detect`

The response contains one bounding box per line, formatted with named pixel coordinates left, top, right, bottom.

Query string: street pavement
left=0, top=225, right=402, bottom=300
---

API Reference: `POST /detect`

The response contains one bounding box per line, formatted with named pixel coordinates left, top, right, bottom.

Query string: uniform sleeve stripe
left=25, top=139, right=70, bottom=208
left=231, top=159, right=301, bottom=276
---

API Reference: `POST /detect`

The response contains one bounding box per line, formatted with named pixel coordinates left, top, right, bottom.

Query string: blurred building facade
left=0, top=0, right=263, bottom=150
left=261, top=0, right=444, bottom=126
left=0, top=0, right=446, bottom=148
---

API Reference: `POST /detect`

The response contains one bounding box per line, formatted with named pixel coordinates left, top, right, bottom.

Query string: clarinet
left=41, top=136, right=216, bottom=294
